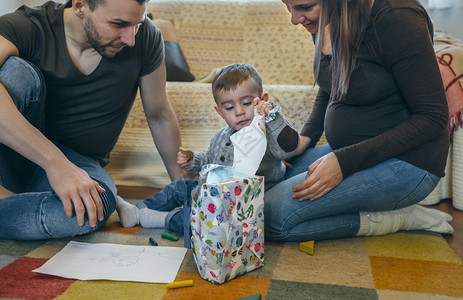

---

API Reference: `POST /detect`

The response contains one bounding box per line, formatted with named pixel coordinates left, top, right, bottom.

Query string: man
left=0, top=0, right=185, bottom=239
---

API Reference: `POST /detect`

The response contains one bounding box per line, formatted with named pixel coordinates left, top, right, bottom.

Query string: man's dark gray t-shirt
left=0, top=1, right=164, bottom=165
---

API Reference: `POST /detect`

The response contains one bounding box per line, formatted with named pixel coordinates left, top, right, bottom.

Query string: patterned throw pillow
left=435, top=33, right=463, bottom=137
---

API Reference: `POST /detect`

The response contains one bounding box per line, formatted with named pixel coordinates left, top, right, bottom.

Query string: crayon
left=161, top=233, right=179, bottom=241
left=237, top=294, right=262, bottom=300
left=149, top=237, right=158, bottom=246
left=299, top=240, right=314, bottom=255
left=166, top=279, right=193, bottom=289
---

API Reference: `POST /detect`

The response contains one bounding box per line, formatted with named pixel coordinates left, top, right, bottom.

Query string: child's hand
left=177, top=147, right=193, bottom=169
left=256, top=100, right=273, bottom=116
left=253, top=93, right=273, bottom=116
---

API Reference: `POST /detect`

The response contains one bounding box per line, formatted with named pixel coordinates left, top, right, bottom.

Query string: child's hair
left=211, top=63, right=263, bottom=103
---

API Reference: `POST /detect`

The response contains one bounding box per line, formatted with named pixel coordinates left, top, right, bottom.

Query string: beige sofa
left=103, top=0, right=463, bottom=209
left=106, top=0, right=318, bottom=188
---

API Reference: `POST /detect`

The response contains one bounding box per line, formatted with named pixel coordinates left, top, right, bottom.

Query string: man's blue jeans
left=264, top=144, right=440, bottom=242
left=0, top=57, right=117, bottom=240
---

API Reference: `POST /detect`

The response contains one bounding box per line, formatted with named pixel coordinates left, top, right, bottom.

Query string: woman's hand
left=292, top=152, right=343, bottom=201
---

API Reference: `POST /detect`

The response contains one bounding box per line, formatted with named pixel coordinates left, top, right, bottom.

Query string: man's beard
left=84, top=17, right=112, bottom=58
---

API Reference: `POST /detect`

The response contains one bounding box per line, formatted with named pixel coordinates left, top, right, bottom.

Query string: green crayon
left=149, top=237, right=158, bottom=246
left=161, top=233, right=179, bottom=241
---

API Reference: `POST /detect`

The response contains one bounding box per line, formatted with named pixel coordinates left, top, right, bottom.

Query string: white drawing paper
left=33, top=241, right=187, bottom=283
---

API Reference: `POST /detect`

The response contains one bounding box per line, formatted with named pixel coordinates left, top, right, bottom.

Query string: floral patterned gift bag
left=190, top=165, right=265, bottom=285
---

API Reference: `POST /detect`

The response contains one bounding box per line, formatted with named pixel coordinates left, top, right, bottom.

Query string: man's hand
left=291, top=152, right=343, bottom=201
left=46, top=159, right=105, bottom=227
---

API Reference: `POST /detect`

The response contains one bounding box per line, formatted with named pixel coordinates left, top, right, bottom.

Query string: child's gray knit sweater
left=185, top=111, right=299, bottom=190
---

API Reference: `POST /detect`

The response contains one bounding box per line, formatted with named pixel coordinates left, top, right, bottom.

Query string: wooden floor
left=118, top=186, right=463, bottom=259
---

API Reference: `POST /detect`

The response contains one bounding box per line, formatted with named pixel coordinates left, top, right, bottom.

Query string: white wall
left=427, top=0, right=461, bottom=9
left=424, top=0, right=463, bottom=40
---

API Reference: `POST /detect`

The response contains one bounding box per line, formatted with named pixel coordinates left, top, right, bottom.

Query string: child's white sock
left=116, top=196, right=140, bottom=227
left=139, top=208, right=169, bottom=228
left=357, top=204, right=454, bottom=236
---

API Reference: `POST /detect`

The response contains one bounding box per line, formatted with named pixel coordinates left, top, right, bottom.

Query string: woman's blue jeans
left=0, top=57, right=117, bottom=240
left=264, top=143, right=440, bottom=242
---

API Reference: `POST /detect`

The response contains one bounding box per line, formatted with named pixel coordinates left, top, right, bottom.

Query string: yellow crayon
left=166, top=279, right=193, bottom=289
left=299, top=240, right=315, bottom=255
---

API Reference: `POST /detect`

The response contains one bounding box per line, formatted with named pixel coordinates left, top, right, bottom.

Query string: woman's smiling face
left=281, top=0, right=321, bottom=34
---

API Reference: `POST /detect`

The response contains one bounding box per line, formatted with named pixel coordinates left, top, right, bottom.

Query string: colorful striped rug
left=1, top=213, right=462, bottom=300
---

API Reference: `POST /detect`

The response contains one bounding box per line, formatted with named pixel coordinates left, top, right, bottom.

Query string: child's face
left=214, top=78, right=261, bottom=131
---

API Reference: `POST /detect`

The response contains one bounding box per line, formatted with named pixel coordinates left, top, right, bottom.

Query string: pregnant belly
left=324, top=101, right=409, bottom=150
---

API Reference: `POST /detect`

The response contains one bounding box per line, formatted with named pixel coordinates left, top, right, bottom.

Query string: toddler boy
left=116, top=63, right=299, bottom=241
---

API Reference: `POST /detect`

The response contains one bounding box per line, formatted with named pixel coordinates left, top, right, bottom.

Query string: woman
left=264, top=0, right=454, bottom=241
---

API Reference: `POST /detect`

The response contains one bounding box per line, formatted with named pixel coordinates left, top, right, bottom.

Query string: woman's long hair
left=313, top=0, right=372, bottom=101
